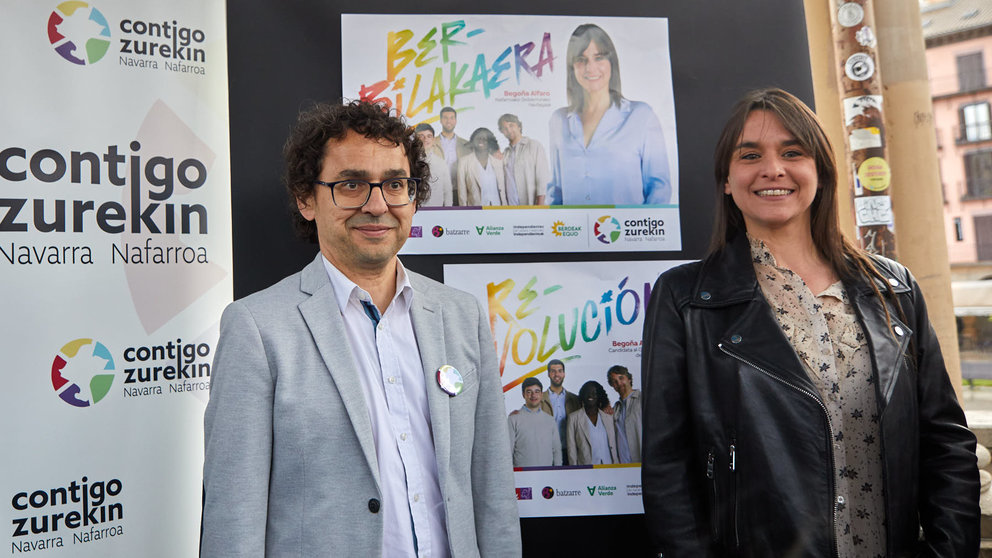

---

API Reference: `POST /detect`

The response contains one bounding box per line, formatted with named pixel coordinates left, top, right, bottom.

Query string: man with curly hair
left=202, top=100, right=520, bottom=558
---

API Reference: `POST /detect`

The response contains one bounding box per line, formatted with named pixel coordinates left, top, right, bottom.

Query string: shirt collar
left=748, top=233, right=844, bottom=299
left=320, top=254, right=414, bottom=315
left=565, top=99, right=631, bottom=147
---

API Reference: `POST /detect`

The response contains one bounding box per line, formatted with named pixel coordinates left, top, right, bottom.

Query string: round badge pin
left=436, top=365, right=464, bottom=396
left=837, top=2, right=864, bottom=27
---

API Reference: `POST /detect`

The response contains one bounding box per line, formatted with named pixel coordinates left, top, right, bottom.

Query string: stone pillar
left=873, top=0, right=963, bottom=398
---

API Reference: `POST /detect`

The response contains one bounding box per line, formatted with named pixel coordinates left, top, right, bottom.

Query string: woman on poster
left=566, top=381, right=617, bottom=465
left=546, top=23, right=670, bottom=206
left=456, top=127, right=507, bottom=206
left=640, top=88, right=978, bottom=557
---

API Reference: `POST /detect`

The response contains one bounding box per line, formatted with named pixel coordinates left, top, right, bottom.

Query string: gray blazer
left=201, top=255, right=521, bottom=557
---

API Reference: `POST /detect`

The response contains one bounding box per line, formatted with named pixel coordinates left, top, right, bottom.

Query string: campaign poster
left=2, top=1, right=230, bottom=555
left=343, top=15, right=680, bottom=254
left=444, top=260, right=690, bottom=517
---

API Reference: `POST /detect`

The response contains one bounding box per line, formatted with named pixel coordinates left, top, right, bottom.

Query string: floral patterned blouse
left=750, top=236, right=885, bottom=558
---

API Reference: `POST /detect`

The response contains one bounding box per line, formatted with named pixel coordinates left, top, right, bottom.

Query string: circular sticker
left=857, top=157, right=891, bottom=192
left=845, top=52, right=875, bottom=82
left=837, top=2, right=865, bottom=27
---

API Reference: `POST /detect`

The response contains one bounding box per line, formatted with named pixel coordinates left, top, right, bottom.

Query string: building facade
left=925, top=0, right=992, bottom=275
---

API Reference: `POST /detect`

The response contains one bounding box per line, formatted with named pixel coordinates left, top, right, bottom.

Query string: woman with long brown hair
left=641, top=88, right=978, bottom=557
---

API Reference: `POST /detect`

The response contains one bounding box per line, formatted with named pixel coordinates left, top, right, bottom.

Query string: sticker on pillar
left=837, top=2, right=865, bottom=27
left=849, top=127, right=882, bottom=151
left=845, top=53, right=875, bottom=81
left=856, top=26, right=877, bottom=48
left=853, top=167, right=863, bottom=196
left=843, top=95, right=883, bottom=127
left=854, top=196, right=894, bottom=227
left=857, top=157, right=891, bottom=192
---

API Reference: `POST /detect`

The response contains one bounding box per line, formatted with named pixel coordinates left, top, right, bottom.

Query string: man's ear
left=297, top=195, right=315, bottom=221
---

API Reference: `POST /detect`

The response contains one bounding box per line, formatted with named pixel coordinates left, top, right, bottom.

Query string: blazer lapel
left=408, top=277, right=451, bottom=484
left=297, top=255, right=381, bottom=490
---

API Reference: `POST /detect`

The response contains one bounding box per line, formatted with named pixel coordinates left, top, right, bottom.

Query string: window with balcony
left=966, top=150, right=992, bottom=199
left=960, top=102, right=992, bottom=143
left=958, top=51, right=987, bottom=92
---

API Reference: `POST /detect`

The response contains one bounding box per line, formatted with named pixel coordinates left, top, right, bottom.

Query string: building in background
left=924, top=0, right=992, bottom=381
left=926, top=0, right=992, bottom=273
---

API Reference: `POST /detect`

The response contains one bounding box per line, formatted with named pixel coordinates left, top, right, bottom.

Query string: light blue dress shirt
left=547, top=98, right=671, bottom=205
left=548, top=389, right=568, bottom=463
left=321, top=257, right=450, bottom=558
left=615, top=395, right=632, bottom=463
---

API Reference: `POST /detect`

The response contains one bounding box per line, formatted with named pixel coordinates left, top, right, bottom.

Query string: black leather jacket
left=641, top=234, right=978, bottom=557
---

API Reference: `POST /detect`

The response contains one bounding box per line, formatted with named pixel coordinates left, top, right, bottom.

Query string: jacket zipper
left=706, top=448, right=718, bottom=541
left=729, top=440, right=739, bottom=549
left=718, top=342, right=839, bottom=558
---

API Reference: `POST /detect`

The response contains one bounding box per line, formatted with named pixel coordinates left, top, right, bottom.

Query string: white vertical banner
left=1, top=1, right=231, bottom=556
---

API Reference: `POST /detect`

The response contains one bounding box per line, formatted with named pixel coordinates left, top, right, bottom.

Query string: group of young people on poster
left=507, top=360, right=642, bottom=468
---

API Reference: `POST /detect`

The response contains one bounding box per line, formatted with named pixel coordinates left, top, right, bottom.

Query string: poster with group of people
left=342, top=14, right=680, bottom=253
left=444, top=260, right=688, bottom=517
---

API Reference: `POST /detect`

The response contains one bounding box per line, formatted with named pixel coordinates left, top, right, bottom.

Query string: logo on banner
left=475, top=225, right=505, bottom=237
left=588, top=484, right=616, bottom=496
left=121, top=338, right=212, bottom=398
left=50, top=339, right=115, bottom=407
left=46, top=1, right=211, bottom=74
left=515, top=487, right=532, bottom=500
left=47, top=2, right=112, bottom=65
left=409, top=226, right=422, bottom=238
left=432, top=226, right=444, bottom=237
left=594, top=216, right=621, bottom=244
left=10, top=475, right=125, bottom=548
left=541, top=486, right=554, bottom=499
left=551, top=220, right=581, bottom=238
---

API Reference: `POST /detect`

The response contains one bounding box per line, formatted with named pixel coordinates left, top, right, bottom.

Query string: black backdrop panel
left=228, top=2, right=811, bottom=555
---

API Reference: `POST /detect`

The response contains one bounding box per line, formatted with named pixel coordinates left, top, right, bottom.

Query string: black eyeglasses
left=314, top=178, right=421, bottom=209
